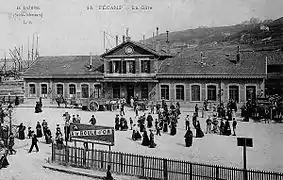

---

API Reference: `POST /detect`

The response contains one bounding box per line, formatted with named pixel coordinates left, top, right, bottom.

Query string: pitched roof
left=101, top=40, right=172, bottom=58
left=157, top=45, right=266, bottom=78
left=23, top=56, right=104, bottom=78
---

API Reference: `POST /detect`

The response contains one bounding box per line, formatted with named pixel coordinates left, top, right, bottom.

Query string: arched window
left=160, top=85, right=169, bottom=100
left=191, top=85, right=200, bottom=101
left=41, top=84, right=47, bottom=97
left=29, top=84, right=36, bottom=96
left=56, top=84, right=63, bottom=95
left=94, top=84, right=101, bottom=98
left=69, top=84, right=76, bottom=97
left=207, top=85, right=217, bottom=101
left=229, top=85, right=239, bottom=103
left=81, top=84, right=89, bottom=98
left=246, top=86, right=256, bottom=101
left=176, top=85, right=184, bottom=100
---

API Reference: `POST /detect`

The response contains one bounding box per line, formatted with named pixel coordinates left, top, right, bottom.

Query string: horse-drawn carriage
left=54, top=95, right=118, bottom=111
left=247, top=95, right=283, bottom=122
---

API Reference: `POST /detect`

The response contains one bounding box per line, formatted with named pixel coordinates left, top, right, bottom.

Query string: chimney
left=166, top=30, right=169, bottom=43
left=166, top=30, right=170, bottom=53
left=156, top=27, right=159, bottom=37
left=236, top=45, right=240, bottom=63
left=126, top=28, right=129, bottom=37
left=122, top=35, right=125, bottom=43
left=142, top=35, right=145, bottom=44
left=116, top=35, right=118, bottom=46
left=89, top=52, right=92, bottom=68
left=126, top=28, right=131, bottom=41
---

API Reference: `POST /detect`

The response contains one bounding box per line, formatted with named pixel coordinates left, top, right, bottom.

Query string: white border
left=27, top=82, right=36, bottom=97
left=205, top=83, right=218, bottom=102
left=228, top=84, right=240, bottom=102
left=93, top=83, right=102, bottom=98
left=159, top=83, right=170, bottom=100
left=244, top=84, right=257, bottom=102
left=175, top=83, right=186, bottom=101
left=55, top=83, right=64, bottom=96
left=80, top=83, right=90, bottom=98
left=190, top=83, right=202, bottom=102
left=68, top=83, right=77, bottom=98
left=39, top=82, right=48, bottom=97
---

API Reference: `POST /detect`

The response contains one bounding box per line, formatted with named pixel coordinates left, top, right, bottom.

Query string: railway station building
left=23, top=37, right=267, bottom=108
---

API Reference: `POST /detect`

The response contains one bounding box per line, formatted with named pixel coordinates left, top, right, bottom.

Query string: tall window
left=113, top=61, right=121, bottom=73
left=207, top=85, right=217, bottom=101
left=229, top=85, right=239, bottom=103
left=113, top=84, right=120, bottom=99
left=191, top=85, right=201, bottom=101
left=81, top=84, right=89, bottom=98
left=246, top=86, right=256, bottom=101
left=69, top=84, right=76, bottom=96
left=56, top=84, right=63, bottom=95
left=29, top=84, right=36, bottom=95
left=41, top=84, right=47, bottom=96
left=141, top=84, right=148, bottom=99
left=176, top=85, right=185, bottom=100
left=128, top=61, right=135, bottom=73
left=141, top=60, right=150, bottom=73
left=161, top=85, right=169, bottom=100
left=94, top=84, right=101, bottom=98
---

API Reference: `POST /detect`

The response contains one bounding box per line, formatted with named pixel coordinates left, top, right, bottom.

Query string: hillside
left=145, top=17, right=283, bottom=51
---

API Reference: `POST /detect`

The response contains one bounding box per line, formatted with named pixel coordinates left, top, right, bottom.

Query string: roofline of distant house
left=23, top=75, right=104, bottom=79
left=156, top=74, right=267, bottom=79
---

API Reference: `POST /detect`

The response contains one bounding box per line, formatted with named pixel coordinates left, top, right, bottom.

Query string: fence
left=51, top=143, right=283, bottom=180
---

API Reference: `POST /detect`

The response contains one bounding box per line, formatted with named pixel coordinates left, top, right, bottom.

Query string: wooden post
left=120, top=152, right=123, bottom=173
left=91, top=143, right=94, bottom=167
left=108, top=146, right=112, bottom=165
left=163, top=158, right=168, bottom=180
left=141, top=156, right=145, bottom=177
left=216, top=166, right=219, bottom=180
left=83, top=143, right=87, bottom=167
left=101, top=151, right=104, bottom=169
left=243, top=140, right=247, bottom=180
left=189, top=163, right=193, bottom=180
left=74, top=141, right=77, bottom=165
left=51, top=142, right=54, bottom=162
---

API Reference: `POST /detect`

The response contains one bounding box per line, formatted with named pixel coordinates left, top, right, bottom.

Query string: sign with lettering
left=70, top=124, right=114, bottom=146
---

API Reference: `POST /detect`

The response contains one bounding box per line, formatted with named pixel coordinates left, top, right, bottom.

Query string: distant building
left=23, top=36, right=268, bottom=108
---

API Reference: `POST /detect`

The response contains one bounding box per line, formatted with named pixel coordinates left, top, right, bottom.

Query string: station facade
left=23, top=38, right=267, bottom=107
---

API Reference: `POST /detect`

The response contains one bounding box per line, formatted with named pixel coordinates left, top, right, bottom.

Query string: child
left=27, top=127, right=33, bottom=138
left=129, top=117, right=133, bottom=130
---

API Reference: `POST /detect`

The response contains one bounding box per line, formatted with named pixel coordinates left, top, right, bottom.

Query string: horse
left=55, top=95, right=68, bottom=108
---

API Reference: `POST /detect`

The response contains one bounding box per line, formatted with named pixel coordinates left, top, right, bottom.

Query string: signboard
left=237, top=137, right=253, bottom=147
left=70, top=124, right=114, bottom=146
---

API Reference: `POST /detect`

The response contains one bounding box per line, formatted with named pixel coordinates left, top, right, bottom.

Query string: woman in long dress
left=184, top=127, right=193, bottom=147
left=149, top=130, right=156, bottom=148
left=195, top=121, right=204, bottom=138
left=18, top=123, right=26, bottom=140
left=224, top=120, right=231, bottom=136
left=141, top=130, right=150, bottom=146
left=132, top=124, right=141, bottom=141
left=36, top=122, right=43, bottom=138
left=170, top=122, right=177, bottom=136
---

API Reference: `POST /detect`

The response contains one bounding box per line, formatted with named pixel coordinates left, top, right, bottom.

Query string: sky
left=0, top=0, right=282, bottom=57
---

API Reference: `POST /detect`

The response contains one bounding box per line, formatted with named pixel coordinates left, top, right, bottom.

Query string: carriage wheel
left=88, top=101, right=99, bottom=111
